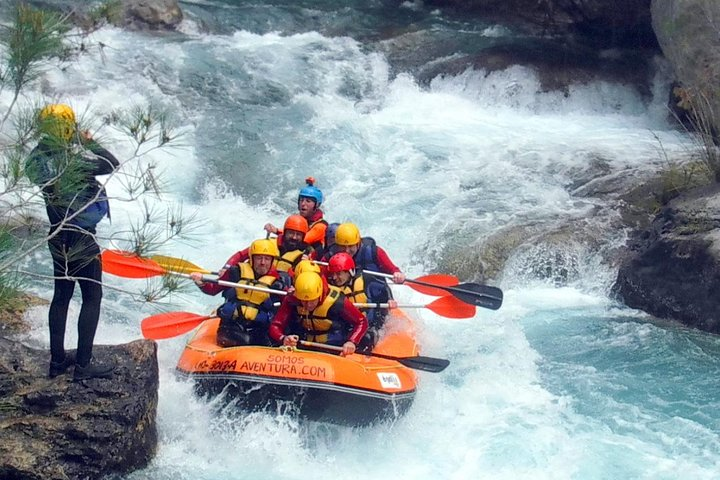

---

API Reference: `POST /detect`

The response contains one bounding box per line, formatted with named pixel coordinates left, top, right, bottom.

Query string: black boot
left=48, top=351, right=76, bottom=378
left=73, top=357, right=114, bottom=381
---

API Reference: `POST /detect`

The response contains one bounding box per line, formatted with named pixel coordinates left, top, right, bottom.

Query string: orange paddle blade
left=407, top=274, right=459, bottom=296
left=101, top=250, right=165, bottom=278
left=425, top=296, right=476, bottom=319
left=141, top=311, right=216, bottom=340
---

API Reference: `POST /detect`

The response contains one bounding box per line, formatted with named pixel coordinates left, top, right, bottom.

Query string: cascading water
left=3, top=1, right=719, bottom=479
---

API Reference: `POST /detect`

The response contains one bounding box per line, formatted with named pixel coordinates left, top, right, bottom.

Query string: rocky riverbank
left=0, top=336, right=159, bottom=479
left=413, top=0, right=720, bottom=335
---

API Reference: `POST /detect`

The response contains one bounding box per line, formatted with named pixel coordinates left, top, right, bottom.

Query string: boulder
left=651, top=0, right=720, bottom=158
left=120, top=0, right=183, bottom=30
left=425, top=0, right=655, bottom=48
left=0, top=339, right=158, bottom=479
left=614, top=183, right=720, bottom=333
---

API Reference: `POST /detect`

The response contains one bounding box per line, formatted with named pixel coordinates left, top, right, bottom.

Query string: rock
left=614, top=183, right=720, bottom=333
left=425, top=0, right=655, bottom=48
left=0, top=294, right=47, bottom=335
left=651, top=0, right=720, bottom=154
left=0, top=338, right=158, bottom=479
left=416, top=42, right=653, bottom=96
left=120, top=0, right=183, bottom=30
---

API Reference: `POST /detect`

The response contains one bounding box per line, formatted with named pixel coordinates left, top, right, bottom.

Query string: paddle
left=141, top=312, right=217, bottom=340
left=142, top=296, right=475, bottom=341
left=299, top=340, right=449, bottom=373
left=102, top=250, right=289, bottom=296
left=151, top=255, right=213, bottom=275
left=153, top=253, right=460, bottom=297
left=102, top=250, right=166, bottom=278
left=354, top=296, right=475, bottom=319
left=140, top=314, right=448, bottom=372
left=140, top=254, right=492, bottom=309
left=395, top=273, right=460, bottom=296
left=434, top=282, right=503, bottom=310
left=356, top=269, right=504, bottom=311
left=314, top=259, right=460, bottom=296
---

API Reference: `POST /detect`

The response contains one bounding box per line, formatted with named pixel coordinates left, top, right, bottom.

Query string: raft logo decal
left=232, top=354, right=327, bottom=379
left=377, top=372, right=401, bottom=389
left=194, top=360, right=237, bottom=371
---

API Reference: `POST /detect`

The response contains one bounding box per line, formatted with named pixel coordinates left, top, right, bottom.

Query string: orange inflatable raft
left=175, top=309, right=422, bottom=426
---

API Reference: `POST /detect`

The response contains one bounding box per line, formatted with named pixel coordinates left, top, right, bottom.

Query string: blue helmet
left=298, top=177, right=323, bottom=206
left=325, top=222, right=340, bottom=246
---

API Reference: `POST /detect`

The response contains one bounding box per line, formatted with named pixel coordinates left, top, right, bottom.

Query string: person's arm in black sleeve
left=82, top=133, right=119, bottom=175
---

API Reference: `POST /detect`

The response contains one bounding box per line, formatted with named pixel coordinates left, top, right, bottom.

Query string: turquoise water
left=3, top=1, right=719, bottom=478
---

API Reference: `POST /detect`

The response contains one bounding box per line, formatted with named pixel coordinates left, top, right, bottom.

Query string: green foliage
left=686, top=91, right=720, bottom=182
left=82, top=0, right=123, bottom=32
left=0, top=226, right=23, bottom=309
left=108, top=103, right=183, bottom=151
left=657, top=160, right=714, bottom=206
left=0, top=4, right=70, bottom=126
left=3, top=4, right=69, bottom=88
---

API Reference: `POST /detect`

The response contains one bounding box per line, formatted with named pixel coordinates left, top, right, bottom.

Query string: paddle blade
left=451, top=283, right=504, bottom=310
left=425, top=296, right=476, bottom=319
left=395, top=355, right=450, bottom=373
left=151, top=255, right=211, bottom=275
left=102, top=250, right=165, bottom=278
left=407, top=274, right=459, bottom=296
left=141, top=311, right=215, bottom=340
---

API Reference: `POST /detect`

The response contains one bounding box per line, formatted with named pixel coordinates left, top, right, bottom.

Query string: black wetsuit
left=28, top=139, right=119, bottom=366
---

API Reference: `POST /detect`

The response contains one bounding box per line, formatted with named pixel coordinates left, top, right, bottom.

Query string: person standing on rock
left=25, top=104, right=119, bottom=381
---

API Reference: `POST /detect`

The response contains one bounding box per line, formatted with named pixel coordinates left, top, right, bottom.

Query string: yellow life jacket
left=337, top=274, right=367, bottom=305
left=297, top=286, right=342, bottom=343
left=275, top=249, right=304, bottom=272
left=233, top=262, right=276, bottom=321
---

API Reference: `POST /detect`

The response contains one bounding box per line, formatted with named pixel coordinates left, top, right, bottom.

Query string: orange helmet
left=335, top=223, right=361, bottom=246
left=284, top=214, right=309, bottom=234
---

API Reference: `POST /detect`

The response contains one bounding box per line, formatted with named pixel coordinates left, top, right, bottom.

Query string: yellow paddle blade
left=151, top=255, right=212, bottom=275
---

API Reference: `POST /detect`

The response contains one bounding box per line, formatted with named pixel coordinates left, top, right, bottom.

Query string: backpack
left=69, top=187, right=110, bottom=229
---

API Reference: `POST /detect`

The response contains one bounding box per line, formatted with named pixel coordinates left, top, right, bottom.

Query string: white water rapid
left=3, top=3, right=719, bottom=479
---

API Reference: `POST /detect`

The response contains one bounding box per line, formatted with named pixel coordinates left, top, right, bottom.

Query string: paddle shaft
left=179, top=272, right=288, bottom=296
left=299, top=341, right=449, bottom=372
left=355, top=303, right=434, bottom=308
left=407, top=277, right=501, bottom=301
left=299, top=340, right=409, bottom=362
left=349, top=268, right=503, bottom=308
left=316, top=261, right=464, bottom=294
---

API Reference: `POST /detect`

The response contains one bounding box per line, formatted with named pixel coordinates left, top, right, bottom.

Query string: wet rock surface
left=0, top=338, right=159, bottom=480
left=120, top=0, right=183, bottom=30
left=614, top=184, right=720, bottom=333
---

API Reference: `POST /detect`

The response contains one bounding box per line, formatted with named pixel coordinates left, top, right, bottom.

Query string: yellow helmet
left=294, top=259, right=320, bottom=276
left=39, top=104, right=76, bottom=141
left=294, top=272, right=323, bottom=301
left=249, top=239, right=279, bottom=262
left=335, top=223, right=361, bottom=246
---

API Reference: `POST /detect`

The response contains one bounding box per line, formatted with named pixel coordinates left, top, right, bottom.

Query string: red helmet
left=328, top=252, right=355, bottom=274
left=284, top=214, right=309, bottom=234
